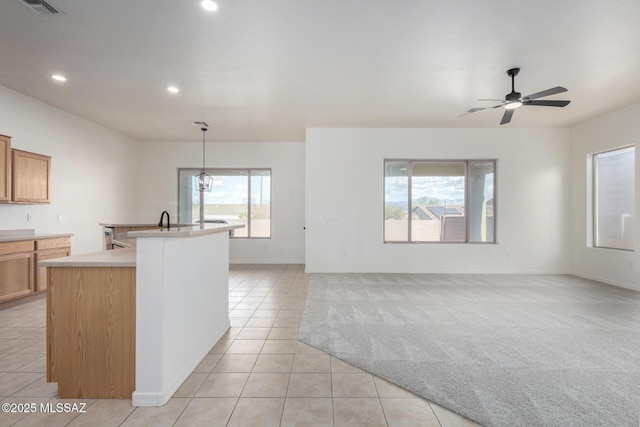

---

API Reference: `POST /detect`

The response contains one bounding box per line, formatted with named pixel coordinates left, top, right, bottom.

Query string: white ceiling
left=0, top=0, right=639, bottom=142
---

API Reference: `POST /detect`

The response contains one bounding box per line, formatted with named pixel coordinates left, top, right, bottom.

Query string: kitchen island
left=41, top=223, right=243, bottom=406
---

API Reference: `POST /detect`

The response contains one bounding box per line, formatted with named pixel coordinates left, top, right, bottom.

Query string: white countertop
left=39, top=224, right=244, bottom=267
left=38, top=247, right=136, bottom=267
left=127, top=223, right=243, bottom=238
left=99, top=222, right=194, bottom=228
left=0, top=229, right=73, bottom=243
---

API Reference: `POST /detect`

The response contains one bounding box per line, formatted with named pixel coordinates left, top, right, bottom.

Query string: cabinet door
left=0, top=252, right=34, bottom=302
left=36, top=248, right=70, bottom=292
left=12, top=149, right=51, bottom=204
left=0, top=135, right=10, bottom=202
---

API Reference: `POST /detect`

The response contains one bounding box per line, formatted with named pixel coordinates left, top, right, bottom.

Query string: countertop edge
left=38, top=247, right=136, bottom=268
left=99, top=223, right=194, bottom=227
left=127, top=224, right=244, bottom=238
left=0, top=233, right=74, bottom=243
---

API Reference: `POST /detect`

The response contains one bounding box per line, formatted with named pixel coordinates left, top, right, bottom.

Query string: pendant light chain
left=202, top=127, right=206, bottom=172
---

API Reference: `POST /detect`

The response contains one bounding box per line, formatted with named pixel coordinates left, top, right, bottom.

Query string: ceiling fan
left=461, top=68, right=570, bottom=125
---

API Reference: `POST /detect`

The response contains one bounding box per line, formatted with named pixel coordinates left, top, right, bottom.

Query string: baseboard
left=131, top=391, right=162, bottom=407
left=132, top=319, right=230, bottom=407
left=570, top=272, right=639, bottom=292
left=304, top=267, right=571, bottom=275
left=0, top=291, right=45, bottom=310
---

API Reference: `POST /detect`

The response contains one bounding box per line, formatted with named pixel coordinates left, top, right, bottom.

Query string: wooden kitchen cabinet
left=0, top=236, right=71, bottom=302
left=0, top=240, right=35, bottom=303
left=12, top=149, right=51, bottom=204
left=0, top=140, right=52, bottom=204
left=0, top=134, right=10, bottom=202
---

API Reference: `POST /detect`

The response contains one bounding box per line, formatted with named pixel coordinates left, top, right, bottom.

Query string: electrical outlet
left=26, top=214, right=32, bottom=222
left=57, top=214, right=63, bottom=222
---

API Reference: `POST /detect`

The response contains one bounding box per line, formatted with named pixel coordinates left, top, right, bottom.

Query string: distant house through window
left=178, top=168, right=271, bottom=238
left=384, top=160, right=496, bottom=243
left=593, top=146, right=635, bottom=251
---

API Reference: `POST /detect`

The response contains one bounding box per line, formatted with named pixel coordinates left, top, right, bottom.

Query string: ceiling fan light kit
left=462, top=67, right=571, bottom=124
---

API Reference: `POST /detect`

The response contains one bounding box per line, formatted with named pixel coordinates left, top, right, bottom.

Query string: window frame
left=177, top=167, right=272, bottom=239
left=592, top=145, right=635, bottom=251
left=383, top=159, right=497, bottom=244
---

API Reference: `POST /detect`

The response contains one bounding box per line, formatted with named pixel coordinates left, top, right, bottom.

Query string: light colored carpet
left=299, top=273, right=640, bottom=427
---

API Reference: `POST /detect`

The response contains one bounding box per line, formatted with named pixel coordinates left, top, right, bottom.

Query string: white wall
left=4, top=80, right=634, bottom=283
left=570, top=102, right=640, bottom=290
left=305, top=128, right=571, bottom=273
left=0, top=85, right=140, bottom=254
left=136, top=141, right=305, bottom=264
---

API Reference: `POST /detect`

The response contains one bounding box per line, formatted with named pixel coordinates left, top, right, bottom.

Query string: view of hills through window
left=384, top=160, right=495, bottom=243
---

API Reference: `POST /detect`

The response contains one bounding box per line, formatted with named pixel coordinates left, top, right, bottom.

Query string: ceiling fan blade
left=524, top=100, right=571, bottom=107
left=478, top=99, right=505, bottom=102
left=459, top=104, right=503, bottom=116
left=500, top=109, right=514, bottom=125
left=522, top=86, right=567, bottom=101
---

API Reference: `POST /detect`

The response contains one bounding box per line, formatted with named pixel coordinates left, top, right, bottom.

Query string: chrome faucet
left=158, top=210, right=170, bottom=229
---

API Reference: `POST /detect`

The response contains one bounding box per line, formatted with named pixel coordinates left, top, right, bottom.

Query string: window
left=384, top=160, right=495, bottom=243
left=593, top=146, right=635, bottom=251
left=178, top=168, right=271, bottom=238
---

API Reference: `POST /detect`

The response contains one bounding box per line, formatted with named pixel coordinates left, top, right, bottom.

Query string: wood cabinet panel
left=36, top=237, right=71, bottom=250
left=0, top=252, right=34, bottom=302
left=12, top=149, right=51, bottom=204
left=0, top=135, right=10, bottom=202
left=36, top=248, right=71, bottom=292
left=0, top=240, right=34, bottom=256
left=47, top=267, right=136, bottom=399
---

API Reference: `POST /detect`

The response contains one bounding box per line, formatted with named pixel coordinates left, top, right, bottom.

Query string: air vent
left=16, top=0, right=64, bottom=15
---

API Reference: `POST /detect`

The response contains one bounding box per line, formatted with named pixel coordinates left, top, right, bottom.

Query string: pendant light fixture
left=195, top=123, right=213, bottom=192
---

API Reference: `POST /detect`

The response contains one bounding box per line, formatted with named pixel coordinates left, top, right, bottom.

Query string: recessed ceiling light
left=201, top=0, right=218, bottom=12
left=51, top=74, right=66, bottom=82
left=167, top=86, right=180, bottom=93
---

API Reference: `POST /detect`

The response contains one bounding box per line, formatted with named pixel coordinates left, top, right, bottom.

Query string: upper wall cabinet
left=12, top=149, right=51, bottom=204
left=0, top=135, right=10, bottom=202
left=0, top=136, right=52, bottom=205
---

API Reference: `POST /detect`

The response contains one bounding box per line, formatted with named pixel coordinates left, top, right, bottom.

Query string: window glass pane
left=205, top=170, right=248, bottom=237
left=384, top=161, right=409, bottom=242
left=178, top=168, right=272, bottom=238
left=411, top=162, right=465, bottom=242
left=468, top=161, right=495, bottom=243
left=383, top=159, right=496, bottom=244
left=179, top=168, right=199, bottom=224
left=250, top=170, right=271, bottom=238
left=594, top=147, right=635, bottom=250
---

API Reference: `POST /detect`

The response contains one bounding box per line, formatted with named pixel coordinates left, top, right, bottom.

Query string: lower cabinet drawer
left=0, top=240, right=34, bottom=256
left=36, top=237, right=71, bottom=251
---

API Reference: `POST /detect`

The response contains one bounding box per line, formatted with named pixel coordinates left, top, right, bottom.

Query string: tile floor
left=0, top=264, right=478, bottom=426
